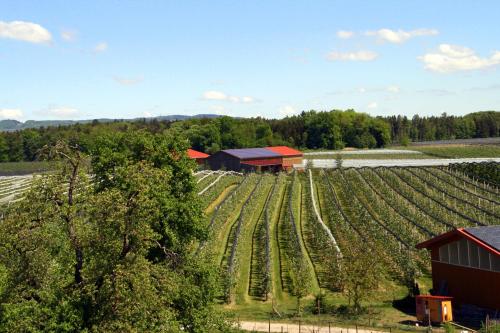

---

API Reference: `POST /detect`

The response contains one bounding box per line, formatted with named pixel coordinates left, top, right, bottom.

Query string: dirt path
left=237, top=321, right=385, bottom=333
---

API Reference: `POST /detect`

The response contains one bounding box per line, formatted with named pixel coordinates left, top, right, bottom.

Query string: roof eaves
left=461, top=228, right=500, bottom=256
left=416, top=228, right=500, bottom=256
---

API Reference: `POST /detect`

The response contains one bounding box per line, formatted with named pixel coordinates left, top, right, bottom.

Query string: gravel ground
left=298, top=157, right=500, bottom=168
left=238, top=321, right=385, bottom=333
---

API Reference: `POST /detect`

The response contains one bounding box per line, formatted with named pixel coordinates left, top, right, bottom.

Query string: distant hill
left=0, top=114, right=221, bottom=131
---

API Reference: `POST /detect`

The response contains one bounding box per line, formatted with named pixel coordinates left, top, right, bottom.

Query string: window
left=492, top=255, right=500, bottom=272
left=437, top=238, right=498, bottom=272
left=439, top=244, right=449, bottom=263
left=479, top=247, right=491, bottom=270
left=469, top=242, right=479, bottom=268
left=458, top=239, right=469, bottom=266
left=449, top=241, right=459, bottom=265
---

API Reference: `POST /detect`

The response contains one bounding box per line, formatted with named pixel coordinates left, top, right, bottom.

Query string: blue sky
left=1, top=0, right=500, bottom=121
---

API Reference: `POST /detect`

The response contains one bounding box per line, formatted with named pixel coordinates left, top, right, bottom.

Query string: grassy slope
left=235, top=175, right=274, bottom=304
left=0, top=161, right=56, bottom=175
left=404, top=145, right=500, bottom=158
left=308, top=153, right=431, bottom=160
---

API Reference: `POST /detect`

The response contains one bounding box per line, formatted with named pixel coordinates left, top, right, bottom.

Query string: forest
left=0, top=110, right=498, bottom=163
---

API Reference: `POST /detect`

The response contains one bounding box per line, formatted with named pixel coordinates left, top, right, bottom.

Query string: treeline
left=0, top=110, right=499, bottom=162
left=386, top=111, right=500, bottom=144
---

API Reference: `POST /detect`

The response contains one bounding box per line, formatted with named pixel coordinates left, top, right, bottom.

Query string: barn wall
left=207, top=152, right=241, bottom=171
left=241, top=157, right=283, bottom=166
left=195, top=158, right=206, bottom=165
left=431, top=260, right=500, bottom=310
left=282, top=156, right=303, bottom=167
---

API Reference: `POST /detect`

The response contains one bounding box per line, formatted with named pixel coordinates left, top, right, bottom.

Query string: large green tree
left=0, top=136, right=231, bottom=332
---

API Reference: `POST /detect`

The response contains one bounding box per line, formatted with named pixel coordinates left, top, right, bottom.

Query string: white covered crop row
left=297, top=158, right=500, bottom=169
left=0, top=175, right=34, bottom=204
left=197, top=171, right=243, bottom=195
left=308, top=169, right=342, bottom=256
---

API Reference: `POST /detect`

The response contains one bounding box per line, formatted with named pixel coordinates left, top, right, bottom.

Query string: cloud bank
left=0, top=20, right=52, bottom=44
left=419, top=44, right=500, bottom=73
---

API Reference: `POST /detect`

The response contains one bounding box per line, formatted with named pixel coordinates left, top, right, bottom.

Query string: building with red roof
left=265, top=146, right=303, bottom=171
left=206, top=146, right=303, bottom=172
left=187, top=149, right=210, bottom=165
left=416, top=226, right=500, bottom=310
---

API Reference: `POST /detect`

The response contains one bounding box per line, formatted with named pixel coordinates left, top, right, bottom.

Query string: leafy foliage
left=0, top=137, right=233, bottom=332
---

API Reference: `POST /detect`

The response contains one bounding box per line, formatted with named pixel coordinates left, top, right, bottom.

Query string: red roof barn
left=416, top=226, right=500, bottom=310
left=206, top=146, right=303, bottom=172
left=187, top=149, right=209, bottom=165
left=265, top=146, right=303, bottom=171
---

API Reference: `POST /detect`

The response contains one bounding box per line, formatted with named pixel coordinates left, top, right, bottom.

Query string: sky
left=1, top=0, right=500, bottom=121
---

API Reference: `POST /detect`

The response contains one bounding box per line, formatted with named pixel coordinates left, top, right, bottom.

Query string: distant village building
left=416, top=226, right=500, bottom=310
left=187, top=148, right=209, bottom=165
left=207, top=146, right=303, bottom=172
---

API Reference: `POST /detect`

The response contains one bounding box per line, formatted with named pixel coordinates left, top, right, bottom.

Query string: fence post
left=299, top=320, right=301, bottom=333
left=329, top=322, right=331, bottom=333
left=269, top=318, right=271, bottom=333
left=356, top=324, right=358, bottom=333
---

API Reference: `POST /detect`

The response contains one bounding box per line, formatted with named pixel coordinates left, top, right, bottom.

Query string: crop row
left=195, top=165, right=500, bottom=304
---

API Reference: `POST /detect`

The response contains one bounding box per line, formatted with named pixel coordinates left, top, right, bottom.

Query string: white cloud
left=94, top=42, right=108, bottom=52
left=387, top=85, right=400, bottom=93
left=143, top=111, right=154, bottom=118
left=326, top=50, right=378, bottom=61
left=365, top=28, right=438, bottom=44
left=0, top=108, right=23, bottom=120
left=203, top=90, right=227, bottom=100
left=278, top=105, right=297, bottom=117
left=209, top=105, right=229, bottom=115
left=367, top=102, right=378, bottom=109
left=43, top=106, right=79, bottom=118
left=0, top=20, right=52, bottom=44
left=242, top=96, right=254, bottom=103
left=202, top=91, right=256, bottom=103
left=113, top=76, right=144, bottom=85
left=358, top=87, right=367, bottom=93
left=337, top=30, right=354, bottom=39
left=419, top=44, right=500, bottom=73
left=61, top=29, right=77, bottom=42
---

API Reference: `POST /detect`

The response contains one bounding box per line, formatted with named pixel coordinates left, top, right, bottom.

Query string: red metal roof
left=416, top=295, right=453, bottom=300
left=416, top=228, right=500, bottom=256
left=187, top=149, right=209, bottom=159
left=265, top=146, right=303, bottom=157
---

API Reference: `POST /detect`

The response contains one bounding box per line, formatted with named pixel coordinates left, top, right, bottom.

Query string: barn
left=416, top=226, right=500, bottom=310
left=187, top=148, right=210, bottom=165
left=265, top=146, right=303, bottom=171
left=206, top=146, right=303, bottom=172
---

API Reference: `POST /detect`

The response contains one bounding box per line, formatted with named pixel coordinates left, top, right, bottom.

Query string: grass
left=307, top=153, right=432, bottom=160
left=304, top=144, right=500, bottom=159
left=0, top=161, right=56, bottom=176
left=205, top=184, right=238, bottom=215
left=235, top=176, right=274, bottom=304
left=402, top=145, right=500, bottom=158
left=223, top=275, right=434, bottom=333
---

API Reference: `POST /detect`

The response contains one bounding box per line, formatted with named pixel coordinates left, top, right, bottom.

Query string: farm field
left=304, top=157, right=500, bottom=168
left=405, top=145, right=500, bottom=158
left=0, top=161, right=56, bottom=176
left=2, top=161, right=499, bottom=329
left=193, top=164, right=500, bottom=329
left=302, top=145, right=500, bottom=160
